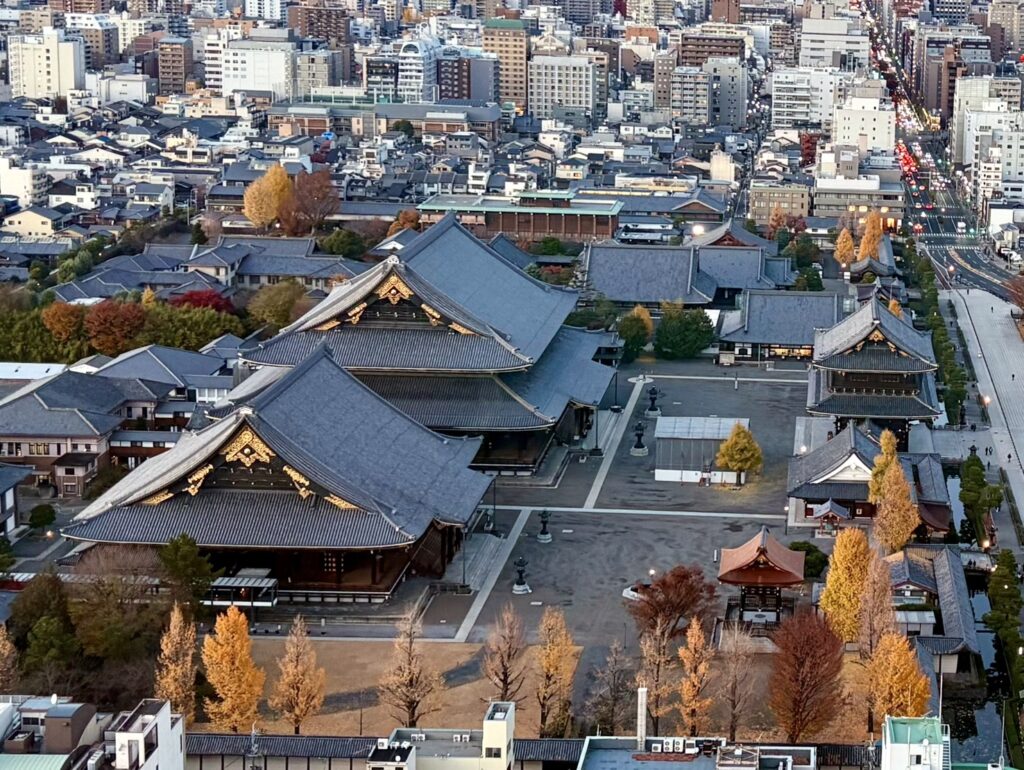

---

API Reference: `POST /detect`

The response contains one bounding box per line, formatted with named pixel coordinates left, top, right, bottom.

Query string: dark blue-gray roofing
left=583, top=243, right=715, bottom=305
left=186, top=734, right=378, bottom=759
left=95, top=345, right=225, bottom=388
left=0, top=463, right=32, bottom=491
left=814, top=299, right=935, bottom=366
left=719, top=290, right=842, bottom=345
left=400, top=215, right=579, bottom=361
left=0, top=372, right=171, bottom=438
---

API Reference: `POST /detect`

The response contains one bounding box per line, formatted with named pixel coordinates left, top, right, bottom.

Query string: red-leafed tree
left=169, top=290, right=234, bottom=313
left=84, top=300, right=146, bottom=356
left=626, top=564, right=716, bottom=642
left=613, top=0, right=627, bottom=16
left=279, top=171, right=338, bottom=236
left=41, top=302, right=86, bottom=343
left=768, top=609, right=845, bottom=743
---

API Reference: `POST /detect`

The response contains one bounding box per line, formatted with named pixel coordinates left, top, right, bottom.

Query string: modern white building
left=950, top=76, right=1024, bottom=164
left=832, top=94, right=897, bottom=156
left=0, top=152, right=49, bottom=208
left=879, top=718, right=949, bottom=770
left=221, top=37, right=297, bottom=101
left=244, top=0, right=285, bottom=20
left=83, top=71, right=156, bottom=104
left=771, top=66, right=853, bottom=129
left=396, top=37, right=441, bottom=103
left=798, top=17, right=870, bottom=68
left=202, top=26, right=245, bottom=96
left=7, top=27, right=86, bottom=99
left=528, top=54, right=598, bottom=120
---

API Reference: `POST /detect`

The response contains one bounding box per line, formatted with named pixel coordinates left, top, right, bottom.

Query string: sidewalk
left=943, top=290, right=1024, bottom=553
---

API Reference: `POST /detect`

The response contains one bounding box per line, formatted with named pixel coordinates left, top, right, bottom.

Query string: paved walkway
left=943, top=290, right=1024, bottom=551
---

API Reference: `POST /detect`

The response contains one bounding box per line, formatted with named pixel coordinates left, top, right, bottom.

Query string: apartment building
left=396, top=37, right=441, bottom=102
left=703, top=56, right=748, bottom=127
left=18, top=7, right=64, bottom=33
left=652, top=48, right=676, bottom=110
left=245, top=0, right=286, bottom=20
left=157, top=36, right=193, bottom=96
left=295, top=50, right=345, bottom=96
left=48, top=0, right=109, bottom=14
left=528, top=55, right=598, bottom=120
left=436, top=49, right=499, bottom=102
left=64, top=14, right=119, bottom=70
left=0, top=153, right=49, bottom=208
left=7, top=27, right=85, bottom=99
left=483, top=18, right=528, bottom=110
left=670, top=66, right=712, bottom=125
left=771, top=66, right=853, bottom=129
left=677, top=34, right=744, bottom=66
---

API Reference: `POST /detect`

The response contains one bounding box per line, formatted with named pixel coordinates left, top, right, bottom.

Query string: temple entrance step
left=440, top=532, right=505, bottom=592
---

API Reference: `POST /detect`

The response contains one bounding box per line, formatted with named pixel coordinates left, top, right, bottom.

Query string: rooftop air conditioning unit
left=651, top=744, right=662, bottom=753
left=454, top=736, right=462, bottom=743
left=462, top=735, right=470, bottom=742
left=378, top=739, right=390, bottom=750
left=673, top=740, right=684, bottom=753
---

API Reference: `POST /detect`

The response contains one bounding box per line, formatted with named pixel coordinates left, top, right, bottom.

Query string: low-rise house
left=2, top=206, right=71, bottom=237
left=0, top=462, right=32, bottom=533
left=0, top=370, right=176, bottom=496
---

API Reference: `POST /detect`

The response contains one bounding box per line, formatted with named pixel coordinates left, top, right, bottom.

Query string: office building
left=951, top=75, right=1024, bottom=163
left=677, top=34, right=744, bottom=66
left=703, top=56, right=748, bottom=127
left=528, top=55, right=598, bottom=119
left=396, top=37, right=441, bottom=102
left=8, top=27, right=85, bottom=99
left=652, top=48, right=676, bottom=109
left=245, top=0, right=286, bottom=20
left=483, top=18, right=528, bottom=110
left=832, top=90, right=897, bottom=156
left=48, top=0, right=109, bottom=14
left=436, top=49, right=499, bottom=102
left=799, top=16, right=870, bottom=68
left=221, top=35, right=297, bottom=101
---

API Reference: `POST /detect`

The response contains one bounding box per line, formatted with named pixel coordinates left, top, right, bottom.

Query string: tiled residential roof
left=0, top=463, right=32, bottom=491
left=95, top=345, right=225, bottom=388
left=0, top=372, right=171, bottom=438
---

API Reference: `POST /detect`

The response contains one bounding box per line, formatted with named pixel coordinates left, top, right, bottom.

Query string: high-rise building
left=677, top=34, right=744, bottom=66
left=670, top=65, right=711, bottom=124
left=8, top=27, right=85, bottom=99
left=528, top=54, right=597, bottom=119
left=245, top=0, right=286, bottom=20
left=951, top=75, right=1024, bottom=163
left=703, top=55, right=748, bottom=127
left=396, top=37, right=440, bottom=102
left=364, top=53, right=399, bottom=99
left=18, top=8, right=64, bottom=33
left=157, top=36, right=193, bottom=96
left=652, top=48, right=676, bottom=109
left=221, top=34, right=297, bottom=100
left=287, top=0, right=351, bottom=44
left=295, top=49, right=344, bottom=96
left=483, top=18, right=528, bottom=110
left=771, top=66, right=853, bottom=129
left=436, top=49, right=499, bottom=101
left=832, top=88, right=897, bottom=156
left=48, top=0, right=109, bottom=15
left=798, top=16, right=871, bottom=68
left=64, top=13, right=119, bottom=69
left=710, top=0, right=739, bottom=22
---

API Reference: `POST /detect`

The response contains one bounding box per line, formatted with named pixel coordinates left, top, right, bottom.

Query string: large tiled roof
left=582, top=243, right=715, bottom=305
left=684, top=219, right=779, bottom=255
left=399, top=214, right=578, bottom=361
left=786, top=424, right=879, bottom=499
left=806, top=369, right=942, bottom=419
left=813, top=299, right=935, bottom=367
left=95, top=345, right=224, bottom=388
left=67, top=348, right=489, bottom=548
left=719, top=290, right=842, bottom=345
left=0, top=371, right=170, bottom=438
left=356, top=374, right=552, bottom=430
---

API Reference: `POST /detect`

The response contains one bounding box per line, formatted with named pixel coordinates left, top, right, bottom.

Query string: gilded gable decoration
left=186, top=464, right=214, bottom=496
left=222, top=428, right=276, bottom=467
left=376, top=274, right=414, bottom=305
left=283, top=465, right=313, bottom=499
